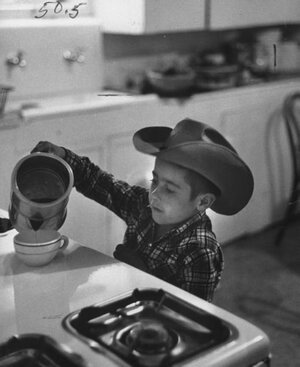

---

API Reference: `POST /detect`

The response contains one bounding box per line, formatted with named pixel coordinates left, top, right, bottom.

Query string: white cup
left=14, top=230, right=69, bottom=266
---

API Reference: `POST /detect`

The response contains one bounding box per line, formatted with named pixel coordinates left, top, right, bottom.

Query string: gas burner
left=121, top=320, right=177, bottom=353
left=113, top=319, right=180, bottom=367
left=0, top=334, right=87, bottom=367
left=63, top=289, right=235, bottom=367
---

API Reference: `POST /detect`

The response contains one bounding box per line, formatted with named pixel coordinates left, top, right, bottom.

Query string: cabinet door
left=214, top=99, right=291, bottom=241
left=96, top=0, right=206, bottom=34
left=12, top=115, right=110, bottom=255
left=0, top=130, right=17, bottom=212
left=106, top=132, right=155, bottom=253
left=209, top=0, right=300, bottom=29
left=144, top=0, right=206, bottom=33
left=61, top=145, right=109, bottom=254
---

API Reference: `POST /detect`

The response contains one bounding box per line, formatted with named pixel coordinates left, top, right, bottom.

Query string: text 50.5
left=35, top=1, right=87, bottom=19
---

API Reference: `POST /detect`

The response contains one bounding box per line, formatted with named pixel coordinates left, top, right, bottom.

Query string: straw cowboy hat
left=133, top=118, right=254, bottom=215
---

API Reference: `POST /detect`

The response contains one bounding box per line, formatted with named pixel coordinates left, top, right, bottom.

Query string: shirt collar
left=153, top=210, right=208, bottom=249
left=168, top=210, right=206, bottom=235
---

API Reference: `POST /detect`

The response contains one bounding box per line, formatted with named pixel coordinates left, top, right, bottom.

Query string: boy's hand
left=31, top=141, right=65, bottom=159
left=114, top=244, right=148, bottom=272
left=0, top=218, right=13, bottom=233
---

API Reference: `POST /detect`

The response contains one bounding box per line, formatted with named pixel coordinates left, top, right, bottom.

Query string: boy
left=31, top=118, right=254, bottom=302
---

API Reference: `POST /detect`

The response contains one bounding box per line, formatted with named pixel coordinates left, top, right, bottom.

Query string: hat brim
left=133, top=127, right=254, bottom=215
left=133, top=126, right=172, bottom=154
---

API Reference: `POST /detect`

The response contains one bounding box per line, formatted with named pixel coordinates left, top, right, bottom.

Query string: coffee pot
left=9, top=152, right=74, bottom=232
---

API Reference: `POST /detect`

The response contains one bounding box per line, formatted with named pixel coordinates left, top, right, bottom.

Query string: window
left=0, top=0, right=92, bottom=19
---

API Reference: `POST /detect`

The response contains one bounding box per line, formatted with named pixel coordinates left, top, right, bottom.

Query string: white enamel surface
left=0, top=209, right=270, bottom=366
left=95, top=0, right=206, bottom=33
left=14, top=246, right=58, bottom=266
left=0, top=18, right=103, bottom=102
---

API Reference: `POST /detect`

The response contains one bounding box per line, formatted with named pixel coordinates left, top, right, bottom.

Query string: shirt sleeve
left=178, top=246, right=224, bottom=302
left=64, top=148, right=149, bottom=223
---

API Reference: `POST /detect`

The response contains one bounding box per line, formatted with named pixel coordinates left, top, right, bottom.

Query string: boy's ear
left=196, top=193, right=216, bottom=212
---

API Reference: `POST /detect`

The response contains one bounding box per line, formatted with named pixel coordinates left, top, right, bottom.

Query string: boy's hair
left=184, top=168, right=221, bottom=200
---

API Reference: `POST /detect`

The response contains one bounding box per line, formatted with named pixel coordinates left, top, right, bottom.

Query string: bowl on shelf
left=146, top=68, right=196, bottom=96
left=194, top=64, right=239, bottom=91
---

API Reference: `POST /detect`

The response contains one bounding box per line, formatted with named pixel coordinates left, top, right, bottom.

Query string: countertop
left=4, top=77, right=300, bottom=124
left=0, top=209, right=270, bottom=366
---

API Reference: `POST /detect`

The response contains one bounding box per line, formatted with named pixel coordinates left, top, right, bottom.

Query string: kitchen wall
left=1, top=3, right=300, bottom=252
left=103, top=29, right=235, bottom=90
left=2, top=3, right=300, bottom=100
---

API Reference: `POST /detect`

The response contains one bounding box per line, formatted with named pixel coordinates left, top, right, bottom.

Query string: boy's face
left=149, top=158, right=200, bottom=227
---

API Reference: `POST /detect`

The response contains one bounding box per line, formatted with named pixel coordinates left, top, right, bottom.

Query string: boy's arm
left=178, top=246, right=224, bottom=302
left=113, top=244, right=149, bottom=272
left=64, top=148, right=149, bottom=222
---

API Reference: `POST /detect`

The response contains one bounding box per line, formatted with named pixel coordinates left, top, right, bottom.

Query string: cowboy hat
left=133, top=118, right=254, bottom=215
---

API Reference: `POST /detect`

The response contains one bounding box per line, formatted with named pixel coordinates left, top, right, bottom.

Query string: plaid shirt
left=65, top=149, right=224, bottom=302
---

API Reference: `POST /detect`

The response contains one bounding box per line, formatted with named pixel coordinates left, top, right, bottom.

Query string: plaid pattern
left=65, top=149, right=224, bottom=302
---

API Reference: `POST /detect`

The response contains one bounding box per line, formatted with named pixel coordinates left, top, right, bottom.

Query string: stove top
left=0, top=334, right=86, bottom=367
left=63, top=288, right=236, bottom=367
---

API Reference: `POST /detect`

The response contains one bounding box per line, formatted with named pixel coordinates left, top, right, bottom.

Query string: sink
left=6, top=91, right=142, bottom=122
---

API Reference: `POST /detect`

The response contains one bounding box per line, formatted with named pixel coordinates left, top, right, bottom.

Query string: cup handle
left=59, top=235, right=69, bottom=250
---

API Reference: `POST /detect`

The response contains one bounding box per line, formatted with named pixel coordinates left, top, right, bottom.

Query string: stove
left=63, top=288, right=270, bottom=367
left=0, top=333, right=86, bottom=367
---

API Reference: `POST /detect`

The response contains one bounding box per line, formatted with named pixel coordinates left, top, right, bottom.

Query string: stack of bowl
left=191, top=51, right=239, bottom=91
left=146, top=67, right=196, bottom=97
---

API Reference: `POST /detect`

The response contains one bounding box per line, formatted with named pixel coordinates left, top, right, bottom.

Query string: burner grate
left=0, top=334, right=87, bottom=367
left=63, top=289, right=235, bottom=367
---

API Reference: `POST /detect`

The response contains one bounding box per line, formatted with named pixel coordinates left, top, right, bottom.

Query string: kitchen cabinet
left=1, top=104, right=160, bottom=256
left=107, top=133, right=155, bottom=246
left=96, top=0, right=300, bottom=34
left=0, top=127, right=17, bottom=213
left=0, top=79, right=299, bottom=257
left=95, top=0, right=300, bottom=34
left=209, top=0, right=300, bottom=29
left=214, top=96, right=291, bottom=240
left=87, top=80, right=297, bottom=249
left=94, top=0, right=206, bottom=34
left=9, top=112, right=111, bottom=255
